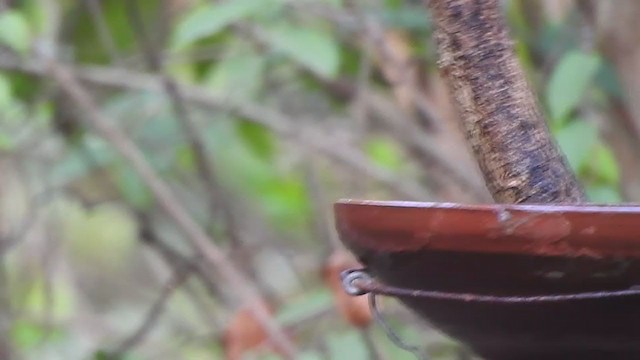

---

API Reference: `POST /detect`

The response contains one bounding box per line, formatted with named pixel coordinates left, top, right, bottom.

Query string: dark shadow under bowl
left=334, top=200, right=640, bottom=360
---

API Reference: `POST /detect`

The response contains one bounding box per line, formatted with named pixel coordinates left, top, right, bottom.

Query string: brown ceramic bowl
left=334, top=200, right=640, bottom=360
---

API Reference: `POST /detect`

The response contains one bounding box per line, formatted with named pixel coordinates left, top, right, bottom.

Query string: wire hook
left=341, top=269, right=427, bottom=359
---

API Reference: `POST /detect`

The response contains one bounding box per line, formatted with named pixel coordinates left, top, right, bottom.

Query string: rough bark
left=427, top=0, right=586, bottom=204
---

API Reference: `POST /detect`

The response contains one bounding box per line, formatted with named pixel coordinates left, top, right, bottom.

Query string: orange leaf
left=323, top=250, right=372, bottom=328
left=222, top=298, right=287, bottom=360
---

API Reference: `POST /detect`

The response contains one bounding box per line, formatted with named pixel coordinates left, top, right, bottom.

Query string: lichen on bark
left=427, top=0, right=586, bottom=204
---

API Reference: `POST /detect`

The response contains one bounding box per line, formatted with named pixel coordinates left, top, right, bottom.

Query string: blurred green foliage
left=546, top=49, right=622, bottom=202
left=0, top=0, right=631, bottom=359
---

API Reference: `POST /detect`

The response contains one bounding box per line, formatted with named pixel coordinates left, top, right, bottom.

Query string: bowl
left=334, top=200, right=640, bottom=359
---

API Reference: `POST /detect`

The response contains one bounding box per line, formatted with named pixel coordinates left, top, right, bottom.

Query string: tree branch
left=109, top=265, right=190, bottom=357
left=43, top=59, right=298, bottom=358
left=427, top=0, right=586, bottom=203
left=125, top=1, right=244, bottom=247
left=0, top=54, right=429, bottom=200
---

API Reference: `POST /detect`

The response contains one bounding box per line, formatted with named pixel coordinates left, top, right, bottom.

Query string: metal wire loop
left=341, top=268, right=640, bottom=303
left=341, top=268, right=640, bottom=360
left=340, top=268, right=372, bottom=296
left=369, top=293, right=427, bottom=360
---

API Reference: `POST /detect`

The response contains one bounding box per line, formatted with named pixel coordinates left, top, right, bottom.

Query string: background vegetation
left=0, top=0, right=638, bottom=359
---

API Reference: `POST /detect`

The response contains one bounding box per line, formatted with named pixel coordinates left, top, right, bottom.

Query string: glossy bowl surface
left=335, top=200, right=640, bottom=359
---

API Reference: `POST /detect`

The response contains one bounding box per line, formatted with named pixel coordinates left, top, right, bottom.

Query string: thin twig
left=281, top=1, right=489, bottom=200
left=125, top=1, right=243, bottom=247
left=43, top=59, right=298, bottom=358
left=83, top=0, right=122, bottom=64
left=0, top=165, right=59, bottom=257
left=0, top=55, right=429, bottom=200
left=137, top=213, right=223, bottom=301
left=235, top=23, right=446, bottom=200
left=138, top=213, right=225, bottom=329
left=353, top=19, right=374, bottom=134
left=38, top=222, right=60, bottom=346
left=0, top=193, right=46, bottom=256
left=109, top=266, right=191, bottom=357
left=304, top=161, right=342, bottom=253
left=0, top=259, right=13, bottom=360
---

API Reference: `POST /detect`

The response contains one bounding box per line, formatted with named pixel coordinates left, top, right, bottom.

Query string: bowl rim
left=334, top=199, right=640, bottom=258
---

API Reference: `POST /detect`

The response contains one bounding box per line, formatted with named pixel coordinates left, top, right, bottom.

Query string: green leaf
left=235, top=120, right=275, bottom=160
left=12, top=321, right=54, bottom=349
left=60, top=202, right=138, bottom=269
left=93, top=350, right=143, bottom=360
left=114, top=163, right=153, bottom=209
left=205, top=53, right=266, bottom=100
left=546, top=50, right=601, bottom=123
left=554, top=120, right=598, bottom=172
left=175, top=145, right=196, bottom=172
left=595, top=62, right=625, bottom=101
left=0, top=10, right=31, bottom=54
left=364, top=137, right=403, bottom=170
left=384, top=0, right=404, bottom=9
left=586, top=185, right=622, bottom=203
left=260, top=176, right=310, bottom=226
left=69, top=1, right=161, bottom=63
left=381, top=7, right=431, bottom=31
left=277, top=288, right=333, bottom=326
left=22, top=278, right=75, bottom=320
left=589, top=144, right=620, bottom=184
left=265, top=24, right=341, bottom=78
left=18, top=0, right=46, bottom=34
left=50, top=137, right=117, bottom=187
left=173, top=0, right=281, bottom=48
left=0, top=73, right=13, bottom=110
left=0, top=132, right=13, bottom=151
left=205, top=120, right=308, bottom=229
left=327, top=330, right=369, bottom=360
